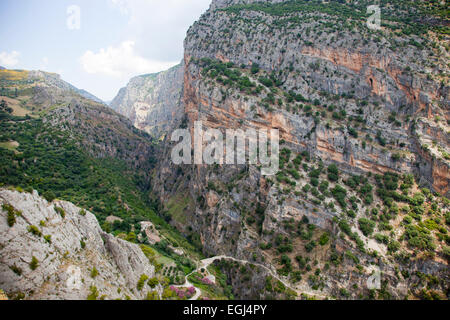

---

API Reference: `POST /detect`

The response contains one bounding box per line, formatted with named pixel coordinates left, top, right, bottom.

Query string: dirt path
left=176, top=255, right=326, bottom=300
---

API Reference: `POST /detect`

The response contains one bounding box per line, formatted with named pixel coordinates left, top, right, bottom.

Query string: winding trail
left=175, top=255, right=326, bottom=300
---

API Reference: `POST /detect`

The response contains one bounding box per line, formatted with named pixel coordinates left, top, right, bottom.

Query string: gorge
left=0, top=0, right=449, bottom=300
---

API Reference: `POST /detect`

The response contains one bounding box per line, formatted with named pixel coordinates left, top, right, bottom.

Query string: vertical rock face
left=151, top=1, right=449, bottom=299
left=0, top=189, right=155, bottom=300
left=110, top=63, right=184, bottom=139
left=181, top=0, right=449, bottom=194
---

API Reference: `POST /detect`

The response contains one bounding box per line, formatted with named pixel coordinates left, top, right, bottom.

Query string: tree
left=251, top=63, right=260, bottom=74
left=358, top=218, right=375, bottom=236
left=327, top=164, right=339, bottom=182
left=42, top=190, right=56, bottom=202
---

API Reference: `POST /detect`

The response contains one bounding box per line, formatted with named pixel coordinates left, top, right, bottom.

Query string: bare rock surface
left=0, top=189, right=155, bottom=300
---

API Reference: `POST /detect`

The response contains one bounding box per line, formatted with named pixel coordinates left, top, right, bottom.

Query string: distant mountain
left=27, top=70, right=105, bottom=105
left=75, top=88, right=104, bottom=104
left=110, top=63, right=184, bottom=139
left=0, top=68, right=104, bottom=114
left=0, top=66, right=5, bottom=70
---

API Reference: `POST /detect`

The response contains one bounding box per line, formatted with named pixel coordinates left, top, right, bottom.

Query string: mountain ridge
left=110, top=63, right=184, bottom=138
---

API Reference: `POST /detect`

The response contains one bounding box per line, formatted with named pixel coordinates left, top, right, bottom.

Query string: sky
left=0, top=0, right=212, bottom=101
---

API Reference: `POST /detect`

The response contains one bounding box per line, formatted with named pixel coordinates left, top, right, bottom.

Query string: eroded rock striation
left=0, top=189, right=155, bottom=300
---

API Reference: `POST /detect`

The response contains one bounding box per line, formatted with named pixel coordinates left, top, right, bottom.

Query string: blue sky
left=0, top=0, right=211, bottom=101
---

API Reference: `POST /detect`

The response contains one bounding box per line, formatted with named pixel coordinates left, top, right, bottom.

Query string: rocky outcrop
left=110, top=63, right=184, bottom=138
left=150, top=0, right=449, bottom=300
left=0, top=189, right=155, bottom=300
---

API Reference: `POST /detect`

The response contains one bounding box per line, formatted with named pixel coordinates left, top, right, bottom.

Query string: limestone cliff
left=150, top=0, right=449, bottom=299
left=110, top=63, right=184, bottom=138
left=0, top=189, right=156, bottom=300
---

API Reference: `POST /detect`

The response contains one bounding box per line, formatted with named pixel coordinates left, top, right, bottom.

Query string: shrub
left=327, top=164, right=339, bottom=182
left=443, top=246, right=450, bottom=258
left=44, top=235, right=52, bottom=244
left=347, top=210, right=356, bottom=219
left=358, top=218, right=375, bottom=236
left=392, top=153, right=401, bottom=161
left=42, top=191, right=56, bottom=202
left=137, top=274, right=149, bottom=291
left=146, top=291, right=159, bottom=300
left=374, top=233, right=389, bottom=244
left=310, top=177, right=319, bottom=187
left=345, top=250, right=359, bottom=264
left=162, top=286, right=176, bottom=299
left=339, top=219, right=352, bottom=236
left=388, top=241, right=401, bottom=253
left=55, top=206, right=65, bottom=218
left=29, top=256, right=39, bottom=270
left=10, top=265, right=22, bottom=276
left=91, top=267, right=99, bottom=278
left=87, top=286, right=99, bottom=300
left=251, top=63, right=260, bottom=74
left=305, top=240, right=317, bottom=252
left=295, top=256, right=307, bottom=269
left=331, top=185, right=347, bottom=208
left=281, top=254, right=292, bottom=266
left=319, top=232, right=330, bottom=246
left=348, top=127, right=358, bottom=138
left=319, top=180, right=329, bottom=193
left=259, top=77, right=273, bottom=87
left=404, top=225, right=436, bottom=251
left=27, top=225, right=42, bottom=237
left=6, top=207, right=16, bottom=227
left=148, top=277, right=159, bottom=288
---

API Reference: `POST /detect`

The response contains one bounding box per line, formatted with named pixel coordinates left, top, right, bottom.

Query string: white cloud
left=109, top=0, right=211, bottom=62
left=0, top=51, right=20, bottom=68
left=80, top=41, right=178, bottom=78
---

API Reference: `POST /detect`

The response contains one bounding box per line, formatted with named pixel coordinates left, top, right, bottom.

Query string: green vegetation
left=90, top=267, right=99, bottom=278
left=222, top=0, right=449, bottom=36
left=319, top=232, right=330, bottom=246
left=29, top=256, right=39, bottom=270
left=137, top=274, right=149, bottom=291
left=27, top=225, right=42, bottom=237
left=10, top=265, right=22, bottom=276
left=2, top=203, right=21, bottom=227
left=55, top=206, right=65, bottom=218
left=147, top=277, right=159, bottom=289
left=358, top=218, right=375, bottom=237
left=0, top=115, right=202, bottom=261
left=87, top=285, right=99, bottom=300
